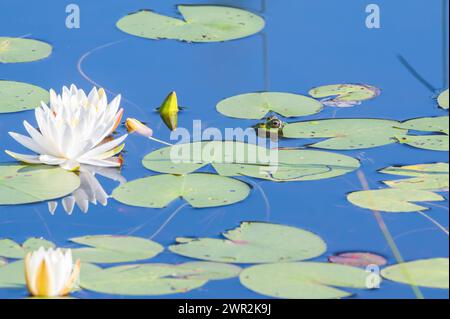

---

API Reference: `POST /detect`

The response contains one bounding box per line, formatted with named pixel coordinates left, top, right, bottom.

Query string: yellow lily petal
left=34, top=258, right=53, bottom=297
left=24, top=253, right=38, bottom=296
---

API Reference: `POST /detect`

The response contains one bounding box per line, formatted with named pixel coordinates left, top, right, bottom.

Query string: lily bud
left=125, top=118, right=153, bottom=138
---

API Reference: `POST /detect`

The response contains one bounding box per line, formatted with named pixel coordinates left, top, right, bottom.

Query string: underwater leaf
left=347, top=189, right=445, bottom=213
left=0, top=165, right=80, bottom=205
left=0, top=80, right=49, bottom=113
left=70, top=235, right=164, bottom=264
left=0, top=258, right=6, bottom=267
left=158, top=92, right=179, bottom=131
left=80, top=263, right=210, bottom=296
left=112, top=173, right=250, bottom=208
left=396, top=135, right=449, bottom=151
left=117, top=6, right=265, bottom=43
left=240, top=262, right=370, bottom=299
left=0, top=238, right=55, bottom=259
left=169, top=222, right=326, bottom=264
left=282, top=119, right=407, bottom=150
left=381, top=258, right=449, bottom=289
left=397, top=116, right=449, bottom=135
left=216, top=92, right=323, bottom=119
left=0, top=37, right=52, bottom=63
left=0, top=260, right=24, bottom=288
left=438, top=89, right=449, bottom=110
left=143, top=141, right=360, bottom=182
left=328, top=252, right=387, bottom=268
left=308, top=84, right=380, bottom=107
left=380, top=163, right=449, bottom=191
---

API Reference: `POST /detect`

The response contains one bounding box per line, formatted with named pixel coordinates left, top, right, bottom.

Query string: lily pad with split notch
left=397, top=116, right=449, bottom=135
left=112, top=173, right=250, bottom=208
left=282, top=119, right=407, bottom=150
left=381, top=258, right=449, bottom=289
left=143, top=141, right=360, bottom=182
left=169, top=222, right=327, bottom=264
left=0, top=37, right=52, bottom=63
left=70, top=235, right=164, bottom=264
left=308, top=84, right=380, bottom=107
left=0, top=80, right=49, bottom=113
left=117, top=6, right=265, bottom=43
left=239, top=262, right=370, bottom=299
left=0, top=165, right=80, bottom=205
left=347, top=189, right=445, bottom=213
left=216, top=92, right=323, bottom=119
left=380, top=163, right=449, bottom=191
left=79, top=263, right=217, bottom=296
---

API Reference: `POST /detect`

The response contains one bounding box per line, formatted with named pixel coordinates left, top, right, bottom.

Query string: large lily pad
left=216, top=92, right=323, bottom=119
left=112, top=173, right=250, bottom=208
left=80, top=263, right=225, bottom=296
left=347, top=189, right=445, bottom=213
left=381, top=258, right=449, bottom=289
left=396, top=135, right=449, bottom=151
left=143, top=141, right=360, bottom=182
left=0, top=80, right=49, bottom=113
left=0, top=238, right=55, bottom=259
left=70, top=235, right=164, bottom=264
left=397, top=116, right=449, bottom=135
left=282, top=119, right=407, bottom=150
left=169, top=222, right=326, bottom=264
left=438, top=89, right=449, bottom=110
left=117, top=6, right=265, bottom=43
left=0, top=260, right=24, bottom=288
left=309, top=84, right=380, bottom=107
left=240, top=262, right=370, bottom=299
left=380, top=163, right=449, bottom=191
left=0, top=37, right=52, bottom=63
left=0, top=165, right=80, bottom=205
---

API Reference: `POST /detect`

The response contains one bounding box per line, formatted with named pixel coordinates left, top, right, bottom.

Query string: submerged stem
left=148, top=136, right=173, bottom=146
left=417, top=211, right=449, bottom=236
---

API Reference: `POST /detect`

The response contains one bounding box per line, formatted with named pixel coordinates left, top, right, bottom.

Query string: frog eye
left=271, top=119, right=281, bottom=128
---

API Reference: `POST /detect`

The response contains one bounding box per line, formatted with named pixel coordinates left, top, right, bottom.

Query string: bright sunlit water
left=0, top=0, right=448, bottom=299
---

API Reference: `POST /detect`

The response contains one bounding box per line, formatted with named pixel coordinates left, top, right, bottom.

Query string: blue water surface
left=0, top=0, right=448, bottom=299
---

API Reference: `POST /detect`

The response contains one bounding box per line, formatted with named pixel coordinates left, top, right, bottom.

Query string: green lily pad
left=381, top=258, right=449, bottom=289
left=0, top=165, right=80, bottom=205
left=0, top=238, right=55, bottom=259
left=80, top=263, right=209, bottom=296
left=282, top=119, right=407, bottom=150
left=397, top=116, right=449, bottom=135
left=143, top=141, right=360, bottom=182
left=216, top=92, right=323, bottom=119
left=0, top=37, right=52, bottom=63
left=0, top=80, right=49, bottom=113
left=347, top=189, right=445, bottom=213
left=380, top=163, right=449, bottom=191
left=70, top=235, right=164, bottom=264
left=438, top=89, right=449, bottom=110
left=169, top=222, right=326, bottom=264
left=179, top=262, right=242, bottom=280
left=308, top=84, right=380, bottom=107
left=240, top=262, right=370, bottom=299
left=117, top=6, right=265, bottom=43
left=396, top=135, right=449, bottom=151
left=112, top=173, right=250, bottom=208
left=0, top=260, right=24, bottom=288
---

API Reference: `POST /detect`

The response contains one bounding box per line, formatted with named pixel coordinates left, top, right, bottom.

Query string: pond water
left=0, top=0, right=448, bottom=299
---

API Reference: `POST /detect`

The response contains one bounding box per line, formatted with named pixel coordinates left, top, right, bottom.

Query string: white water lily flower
left=25, top=247, right=81, bottom=297
left=6, top=85, right=127, bottom=171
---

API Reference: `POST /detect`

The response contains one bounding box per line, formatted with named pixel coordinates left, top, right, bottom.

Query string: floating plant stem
left=356, top=171, right=425, bottom=300
left=417, top=211, right=449, bottom=236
